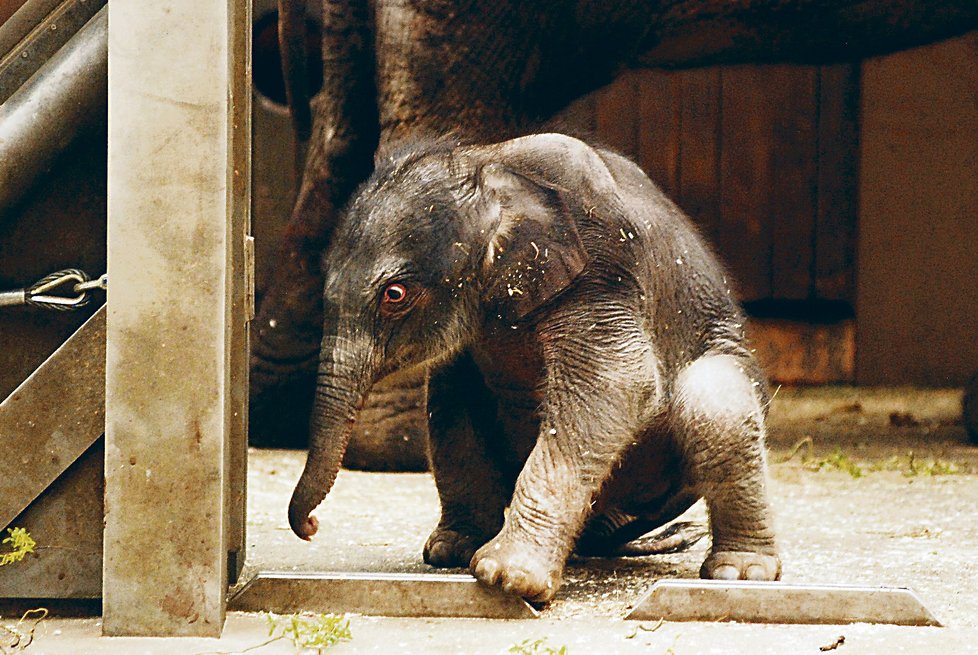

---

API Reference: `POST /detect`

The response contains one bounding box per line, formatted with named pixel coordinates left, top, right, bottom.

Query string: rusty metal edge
left=228, top=571, right=539, bottom=619
left=225, top=0, right=253, bottom=588
left=625, top=579, right=942, bottom=626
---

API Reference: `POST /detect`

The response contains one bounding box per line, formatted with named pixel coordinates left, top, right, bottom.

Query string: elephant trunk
left=288, top=335, right=372, bottom=540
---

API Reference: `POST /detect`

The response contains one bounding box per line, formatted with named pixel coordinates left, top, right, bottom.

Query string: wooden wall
left=560, top=65, right=860, bottom=382
left=569, top=35, right=978, bottom=387
left=570, top=65, right=859, bottom=306
left=857, top=33, right=978, bottom=386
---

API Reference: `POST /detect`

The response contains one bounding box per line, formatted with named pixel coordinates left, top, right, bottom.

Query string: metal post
left=103, top=0, right=250, bottom=637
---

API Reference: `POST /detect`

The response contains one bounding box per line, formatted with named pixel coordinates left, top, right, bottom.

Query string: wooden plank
left=595, top=70, right=639, bottom=158
left=856, top=35, right=978, bottom=385
left=815, top=63, right=859, bottom=302
left=769, top=65, right=818, bottom=300
left=677, top=68, right=722, bottom=244
left=748, top=317, right=855, bottom=384
left=0, top=0, right=30, bottom=27
left=637, top=69, right=680, bottom=196
left=718, top=66, right=773, bottom=300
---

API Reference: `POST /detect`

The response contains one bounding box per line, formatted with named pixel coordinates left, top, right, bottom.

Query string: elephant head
left=288, top=134, right=605, bottom=539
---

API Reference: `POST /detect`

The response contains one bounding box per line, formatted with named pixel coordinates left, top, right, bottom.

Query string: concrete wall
left=857, top=32, right=978, bottom=385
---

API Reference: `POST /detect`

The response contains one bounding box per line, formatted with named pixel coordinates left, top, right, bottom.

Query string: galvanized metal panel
left=0, top=306, right=104, bottom=531
left=0, top=441, right=103, bottom=598
left=104, top=0, right=250, bottom=637
left=626, top=580, right=941, bottom=626
left=229, top=572, right=538, bottom=619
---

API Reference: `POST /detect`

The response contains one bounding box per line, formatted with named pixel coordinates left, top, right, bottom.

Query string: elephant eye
left=382, top=282, right=408, bottom=305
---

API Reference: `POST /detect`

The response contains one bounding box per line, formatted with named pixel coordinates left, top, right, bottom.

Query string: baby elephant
left=288, top=133, right=781, bottom=602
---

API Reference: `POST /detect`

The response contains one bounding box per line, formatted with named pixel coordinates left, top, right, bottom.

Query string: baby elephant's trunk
left=288, top=336, right=372, bottom=539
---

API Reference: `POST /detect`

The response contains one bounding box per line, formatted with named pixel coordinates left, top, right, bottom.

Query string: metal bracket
left=244, top=234, right=256, bottom=321
left=625, top=579, right=942, bottom=626
left=229, top=571, right=538, bottom=619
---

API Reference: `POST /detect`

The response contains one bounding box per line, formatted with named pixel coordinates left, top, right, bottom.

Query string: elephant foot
left=471, top=535, right=563, bottom=603
left=700, top=550, right=782, bottom=581
left=345, top=369, right=429, bottom=471
left=424, top=528, right=488, bottom=568
left=964, top=371, right=978, bottom=444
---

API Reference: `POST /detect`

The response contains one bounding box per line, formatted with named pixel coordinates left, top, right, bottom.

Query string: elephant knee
left=674, top=355, right=762, bottom=427
left=670, top=355, right=767, bottom=486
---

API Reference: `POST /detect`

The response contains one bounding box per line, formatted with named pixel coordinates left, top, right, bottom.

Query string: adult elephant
left=250, top=0, right=978, bottom=463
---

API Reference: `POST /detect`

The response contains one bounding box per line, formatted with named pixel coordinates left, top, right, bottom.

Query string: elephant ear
left=477, top=163, right=590, bottom=323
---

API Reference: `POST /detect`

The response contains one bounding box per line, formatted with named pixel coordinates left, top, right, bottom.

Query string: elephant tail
left=612, top=521, right=709, bottom=557
left=575, top=491, right=707, bottom=557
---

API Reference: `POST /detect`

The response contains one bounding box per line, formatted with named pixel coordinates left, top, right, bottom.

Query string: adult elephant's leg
left=337, top=2, right=540, bottom=466
left=249, top=0, right=378, bottom=448
left=965, top=371, right=978, bottom=444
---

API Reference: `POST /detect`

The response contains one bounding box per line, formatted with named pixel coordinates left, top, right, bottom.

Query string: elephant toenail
left=745, top=564, right=768, bottom=580
left=712, top=564, right=740, bottom=580
left=502, top=570, right=527, bottom=595
left=475, top=558, right=500, bottom=583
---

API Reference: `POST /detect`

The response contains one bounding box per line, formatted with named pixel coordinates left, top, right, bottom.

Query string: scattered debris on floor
left=507, top=636, right=568, bottom=655
left=833, top=402, right=864, bottom=414
left=1, top=608, right=47, bottom=654
left=265, top=612, right=352, bottom=653
left=778, top=436, right=968, bottom=478
left=624, top=618, right=664, bottom=639
left=889, top=412, right=921, bottom=427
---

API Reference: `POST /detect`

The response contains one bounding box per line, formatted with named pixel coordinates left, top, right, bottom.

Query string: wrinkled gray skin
left=290, top=133, right=780, bottom=602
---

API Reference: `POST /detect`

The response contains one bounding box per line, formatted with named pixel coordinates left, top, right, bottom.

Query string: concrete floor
left=8, top=387, right=978, bottom=653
